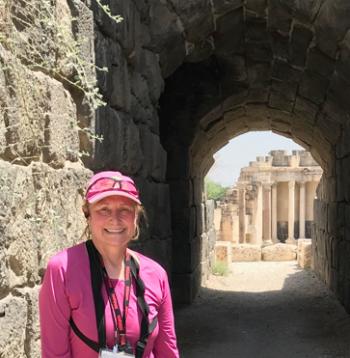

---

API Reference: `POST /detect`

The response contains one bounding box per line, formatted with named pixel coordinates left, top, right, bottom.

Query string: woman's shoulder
left=46, top=241, right=87, bottom=271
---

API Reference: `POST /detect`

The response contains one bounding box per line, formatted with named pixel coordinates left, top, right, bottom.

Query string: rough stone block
left=149, top=183, right=172, bottom=239
left=262, top=243, right=297, bottom=261
left=94, top=108, right=143, bottom=174
left=0, top=296, right=27, bottom=357
left=299, top=71, right=329, bottom=104
left=272, top=59, right=302, bottom=82
left=172, top=267, right=200, bottom=304
left=214, top=8, right=244, bottom=55
left=169, top=0, right=214, bottom=42
left=328, top=71, right=350, bottom=111
left=0, top=161, right=89, bottom=287
left=269, top=81, right=296, bottom=112
left=95, top=32, right=119, bottom=99
left=212, top=0, right=243, bottom=15
left=246, top=17, right=268, bottom=42
left=289, top=24, right=313, bottom=67
left=337, top=157, right=350, bottom=202
left=293, top=97, right=318, bottom=123
left=206, top=200, right=215, bottom=228
left=173, top=237, right=201, bottom=274
left=247, top=62, right=271, bottom=88
left=110, top=47, right=131, bottom=112
left=135, top=237, right=172, bottom=273
left=314, top=0, right=350, bottom=58
left=148, top=1, right=186, bottom=77
left=0, top=55, right=79, bottom=167
left=267, top=0, right=292, bottom=34
left=306, top=47, right=335, bottom=78
left=294, top=0, right=323, bottom=23
left=232, top=244, right=261, bottom=261
left=270, top=31, right=289, bottom=60
left=137, top=49, right=164, bottom=104
left=246, top=40, right=272, bottom=62
left=24, top=287, right=41, bottom=358
left=215, top=241, right=232, bottom=264
left=316, top=114, right=342, bottom=145
left=130, top=72, right=152, bottom=110
left=337, top=30, right=350, bottom=80
left=297, top=239, right=312, bottom=268
left=140, top=126, right=166, bottom=182
left=246, top=0, right=266, bottom=17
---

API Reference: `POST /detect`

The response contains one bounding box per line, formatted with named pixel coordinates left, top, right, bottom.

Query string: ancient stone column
left=256, top=183, right=263, bottom=246
left=299, top=181, right=306, bottom=239
left=238, top=188, right=246, bottom=243
left=287, top=180, right=296, bottom=244
left=262, top=183, right=272, bottom=245
left=271, top=182, right=278, bottom=243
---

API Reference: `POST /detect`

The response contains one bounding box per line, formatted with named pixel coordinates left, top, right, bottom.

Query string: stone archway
left=159, top=1, right=350, bottom=307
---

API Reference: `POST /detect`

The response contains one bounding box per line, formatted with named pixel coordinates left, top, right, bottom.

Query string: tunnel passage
left=159, top=2, right=350, bottom=308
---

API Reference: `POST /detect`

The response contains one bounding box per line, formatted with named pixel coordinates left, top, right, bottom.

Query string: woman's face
left=88, top=196, right=137, bottom=249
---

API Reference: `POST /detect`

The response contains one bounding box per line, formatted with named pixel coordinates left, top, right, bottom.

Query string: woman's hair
left=81, top=199, right=146, bottom=241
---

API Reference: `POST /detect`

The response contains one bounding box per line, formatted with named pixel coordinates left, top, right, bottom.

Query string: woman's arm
left=153, top=273, right=180, bottom=358
left=39, top=258, right=72, bottom=358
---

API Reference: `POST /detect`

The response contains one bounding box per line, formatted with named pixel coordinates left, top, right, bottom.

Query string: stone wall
left=159, top=0, right=350, bottom=311
left=0, top=0, right=171, bottom=356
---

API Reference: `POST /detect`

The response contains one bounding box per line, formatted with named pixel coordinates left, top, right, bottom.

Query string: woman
left=39, top=171, right=179, bottom=358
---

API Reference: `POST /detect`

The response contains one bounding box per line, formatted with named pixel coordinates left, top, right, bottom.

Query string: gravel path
left=175, top=261, right=350, bottom=358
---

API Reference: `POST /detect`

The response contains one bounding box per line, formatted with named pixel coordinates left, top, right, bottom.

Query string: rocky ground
left=175, top=261, right=350, bottom=358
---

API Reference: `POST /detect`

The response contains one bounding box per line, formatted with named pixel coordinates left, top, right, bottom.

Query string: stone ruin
left=214, top=150, right=321, bottom=266
left=1, top=0, right=350, bottom=356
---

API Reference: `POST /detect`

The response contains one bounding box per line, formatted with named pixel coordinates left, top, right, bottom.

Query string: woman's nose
left=109, top=210, right=122, bottom=221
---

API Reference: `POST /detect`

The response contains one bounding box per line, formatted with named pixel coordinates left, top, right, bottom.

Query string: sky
left=206, top=131, right=303, bottom=187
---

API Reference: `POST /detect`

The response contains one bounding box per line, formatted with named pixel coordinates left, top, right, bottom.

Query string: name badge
left=99, top=349, right=135, bottom=358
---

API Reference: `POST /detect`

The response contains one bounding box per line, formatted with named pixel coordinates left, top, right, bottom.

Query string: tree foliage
left=205, top=179, right=228, bottom=201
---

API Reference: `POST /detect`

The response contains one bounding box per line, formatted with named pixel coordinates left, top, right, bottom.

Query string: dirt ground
left=175, top=261, right=350, bottom=358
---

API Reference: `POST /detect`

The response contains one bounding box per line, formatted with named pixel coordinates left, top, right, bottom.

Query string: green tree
left=205, top=179, right=228, bottom=201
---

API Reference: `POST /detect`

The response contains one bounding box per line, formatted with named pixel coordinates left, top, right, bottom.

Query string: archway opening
left=205, top=131, right=322, bottom=276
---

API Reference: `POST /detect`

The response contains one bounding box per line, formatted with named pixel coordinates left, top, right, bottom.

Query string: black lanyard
left=72, top=240, right=158, bottom=358
left=101, top=254, right=132, bottom=349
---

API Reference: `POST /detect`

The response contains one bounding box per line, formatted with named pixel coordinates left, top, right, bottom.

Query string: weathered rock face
left=0, top=0, right=171, bottom=356
left=298, top=239, right=312, bottom=269
left=232, top=244, right=262, bottom=261
left=262, top=243, right=297, bottom=261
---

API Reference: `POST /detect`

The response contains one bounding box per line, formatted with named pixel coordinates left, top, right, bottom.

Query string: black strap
left=86, top=240, right=106, bottom=348
left=69, top=240, right=156, bottom=357
left=70, top=317, right=100, bottom=352
left=129, top=256, right=158, bottom=358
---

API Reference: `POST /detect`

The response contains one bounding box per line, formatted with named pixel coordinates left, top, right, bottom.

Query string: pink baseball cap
left=85, top=171, right=141, bottom=205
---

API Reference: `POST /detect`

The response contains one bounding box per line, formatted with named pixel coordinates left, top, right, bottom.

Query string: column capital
left=262, top=182, right=273, bottom=190
left=288, top=180, right=296, bottom=189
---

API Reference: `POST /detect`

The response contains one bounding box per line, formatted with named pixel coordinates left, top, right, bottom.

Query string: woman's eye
left=120, top=208, right=133, bottom=215
left=99, top=208, right=111, bottom=216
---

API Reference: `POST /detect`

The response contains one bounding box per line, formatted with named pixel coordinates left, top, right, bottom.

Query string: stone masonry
left=160, top=0, right=350, bottom=311
left=1, top=0, right=350, bottom=356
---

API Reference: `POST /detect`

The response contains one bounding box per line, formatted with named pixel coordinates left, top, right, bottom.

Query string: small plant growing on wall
left=0, top=0, right=122, bottom=163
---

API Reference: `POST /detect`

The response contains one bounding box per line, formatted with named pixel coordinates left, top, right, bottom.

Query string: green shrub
left=212, top=260, right=229, bottom=276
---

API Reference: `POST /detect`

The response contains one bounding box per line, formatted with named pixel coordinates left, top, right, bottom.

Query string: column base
left=262, top=239, right=273, bottom=247
left=286, top=237, right=297, bottom=245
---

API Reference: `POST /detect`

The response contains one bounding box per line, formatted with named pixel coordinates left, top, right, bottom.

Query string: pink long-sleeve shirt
left=39, top=242, right=179, bottom=358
